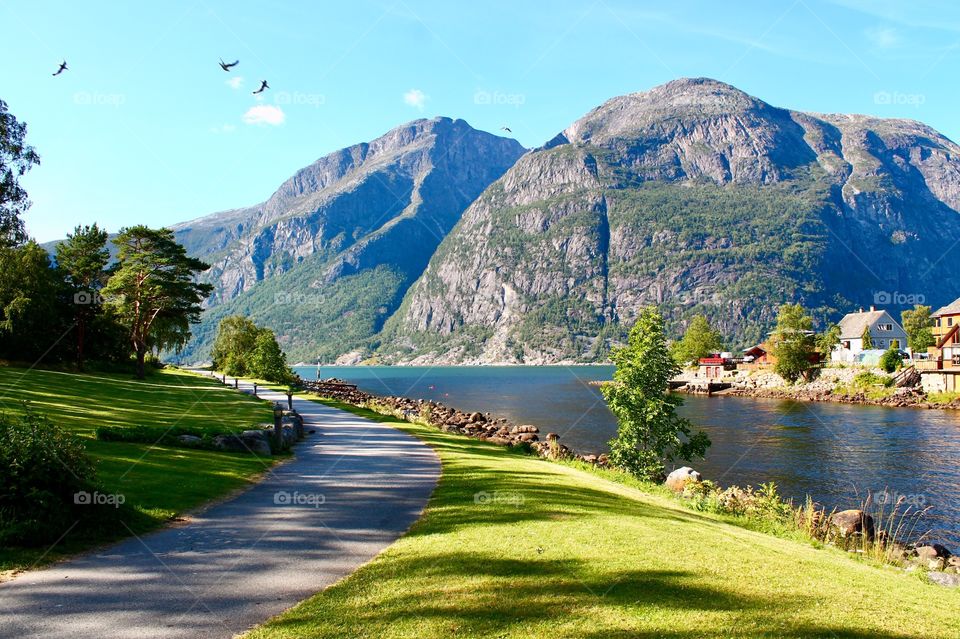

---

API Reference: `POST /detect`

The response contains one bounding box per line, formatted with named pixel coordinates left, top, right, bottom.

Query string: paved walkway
left=0, top=376, right=440, bottom=638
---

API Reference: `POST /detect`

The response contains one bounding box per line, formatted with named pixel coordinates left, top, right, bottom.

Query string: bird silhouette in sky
left=253, top=80, right=269, bottom=95
left=52, top=61, right=68, bottom=76
left=501, top=126, right=512, bottom=133
left=219, top=58, right=239, bottom=72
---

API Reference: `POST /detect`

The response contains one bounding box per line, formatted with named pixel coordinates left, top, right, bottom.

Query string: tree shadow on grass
left=265, top=552, right=924, bottom=638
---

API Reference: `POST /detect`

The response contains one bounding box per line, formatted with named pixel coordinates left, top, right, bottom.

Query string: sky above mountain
left=4, top=0, right=959, bottom=242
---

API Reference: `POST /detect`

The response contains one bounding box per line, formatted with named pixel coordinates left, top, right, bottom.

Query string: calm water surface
left=294, top=365, right=960, bottom=547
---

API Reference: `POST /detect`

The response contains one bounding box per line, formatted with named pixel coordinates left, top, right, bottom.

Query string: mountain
left=172, top=117, right=526, bottom=362
left=379, top=78, right=960, bottom=364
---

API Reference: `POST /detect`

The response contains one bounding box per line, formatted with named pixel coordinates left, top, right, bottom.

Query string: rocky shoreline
left=299, top=378, right=610, bottom=466
left=713, top=385, right=960, bottom=410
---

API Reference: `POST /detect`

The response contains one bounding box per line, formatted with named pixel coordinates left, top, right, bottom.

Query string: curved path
left=0, top=376, right=440, bottom=638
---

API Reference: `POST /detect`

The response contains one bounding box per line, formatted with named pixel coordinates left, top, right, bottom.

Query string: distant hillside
left=170, top=117, right=526, bottom=362
left=380, top=78, right=960, bottom=363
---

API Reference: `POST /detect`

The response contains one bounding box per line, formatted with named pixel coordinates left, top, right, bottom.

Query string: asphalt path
left=0, top=376, right=440, bottom=638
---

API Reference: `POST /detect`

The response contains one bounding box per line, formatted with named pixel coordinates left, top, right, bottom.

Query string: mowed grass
left=246, top=400, right=960, bottom=639
left=0, top=366, right=276, bottom=572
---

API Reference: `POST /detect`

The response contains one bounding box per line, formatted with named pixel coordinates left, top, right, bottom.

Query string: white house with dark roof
left=831, top=306, right=908, bottom=363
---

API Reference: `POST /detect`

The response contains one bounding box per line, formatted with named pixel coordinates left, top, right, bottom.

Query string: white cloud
left=242, top=104, right=286, bottom=126
left=210, top=123, right=236, bottom=134
left=225, top=76, right=244, bottom=90
left=865, top=25, right=901, bottom=48
left=403, top=88, right=428, bottom=111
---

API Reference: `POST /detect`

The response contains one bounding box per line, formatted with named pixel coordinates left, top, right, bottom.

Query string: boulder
left=915, top=544, right=951, bottom=560
left=242, top=437, right=272, bottom=456
left=486, top=436, right=512, bottom=446
left=927, top=572, right=960, bottom=588
left=829, top=509, right=875, bottom=538
left=241, top=430, right=268, bottom=440
left=518, top=432, right=539, bottom=442
left=177, top=434, right=202, bottom=446
left=213, top=434, right=248, bottom=453
left=664, top=467, right=702, bottom=492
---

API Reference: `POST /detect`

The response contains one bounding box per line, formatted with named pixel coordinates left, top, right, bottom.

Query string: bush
left=0, top=410, right=101, bottom=545
left=879, top=347, right=904, bottom=374
left=852, top=371, right=893, bottom=388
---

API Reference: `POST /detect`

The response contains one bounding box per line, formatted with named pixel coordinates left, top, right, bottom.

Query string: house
left=831, top=306, right=908, bottom=363
left=918, top=298, right=960, bottom=393
left=697, top=353, right=736, bottom=379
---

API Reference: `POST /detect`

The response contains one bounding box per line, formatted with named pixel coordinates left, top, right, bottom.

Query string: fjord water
left=295, top=365, right=960, bottom=547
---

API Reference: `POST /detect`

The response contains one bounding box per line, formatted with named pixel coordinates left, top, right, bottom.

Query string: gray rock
left=664, top=467, right=702, bottom=492
left=177, top=434, right=202, bottom=446
left=927, top=571, right=960, bottom=588
left=829, top=510, right=875, bottom=539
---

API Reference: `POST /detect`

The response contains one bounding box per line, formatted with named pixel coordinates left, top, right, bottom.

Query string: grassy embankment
left=0, top=366, right=275, bottom=572
left=246, top=398, right=960, bottom=639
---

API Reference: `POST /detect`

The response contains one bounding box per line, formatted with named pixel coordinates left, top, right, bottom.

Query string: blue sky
left=3, top=0, right=959, bottom=242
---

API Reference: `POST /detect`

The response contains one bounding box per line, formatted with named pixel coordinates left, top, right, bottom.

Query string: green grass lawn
left=0, top=366, right=276, bottom=572
left=246, top=400, right=960, bottom=639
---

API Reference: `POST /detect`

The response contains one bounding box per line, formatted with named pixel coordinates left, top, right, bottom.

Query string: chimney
left=870, top=305, right=876, bottom=312
left=858, top=307, right=864, bottom=313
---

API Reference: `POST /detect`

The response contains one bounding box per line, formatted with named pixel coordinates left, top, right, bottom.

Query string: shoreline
left=681, top=384, right=960, bottom=411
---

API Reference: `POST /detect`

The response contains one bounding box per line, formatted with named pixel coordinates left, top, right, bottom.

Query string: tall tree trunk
left=76, top=317, right=86, bottom=372
left=135, top=342, right=146, bottom=379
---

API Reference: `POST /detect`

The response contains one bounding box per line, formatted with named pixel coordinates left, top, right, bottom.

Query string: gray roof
left=932, top=297, right=960, bottom=317
left=837, top=310, right=903, bottom=339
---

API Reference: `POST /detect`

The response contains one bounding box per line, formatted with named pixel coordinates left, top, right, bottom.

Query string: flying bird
left=219, top=58, right=239, bottom=72
left=52, top=61, right=68, bottom=76
left=252, top=80, right=269, bottom=95
left=500, top=126, right=512, bottom=133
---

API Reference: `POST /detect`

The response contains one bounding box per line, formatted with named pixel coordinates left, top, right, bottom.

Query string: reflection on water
left=296, top=365, right=960, bottom=547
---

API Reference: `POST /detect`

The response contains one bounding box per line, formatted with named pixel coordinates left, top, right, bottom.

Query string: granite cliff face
left=381, top=78, right=960, bottom=364
left=172, top=118, right=525, bottom=362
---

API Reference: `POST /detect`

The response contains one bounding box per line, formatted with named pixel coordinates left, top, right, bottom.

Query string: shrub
left=879, top=347, right=904, bottom=374
left=0, top=409, right=101, bottom=545
left=852, top=371, right=893, bottom=388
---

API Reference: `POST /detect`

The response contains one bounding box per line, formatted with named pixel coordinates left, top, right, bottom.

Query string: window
left=950, top=318, right=955, bottom=327
left=877, top=323, right=893, bottom=332
left=877, top=340, right=885, bottom=348
left=937, top=318, right=942, bottom=327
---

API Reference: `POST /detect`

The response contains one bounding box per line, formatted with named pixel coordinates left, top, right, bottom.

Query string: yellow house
left=919, top=298, right=960, bottom=392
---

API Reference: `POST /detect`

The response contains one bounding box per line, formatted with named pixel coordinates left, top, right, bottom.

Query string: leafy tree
left=902, top=305, right=935, bottom=353
left=879, top=346, right=904, bottom=373
left=771, top=304, right=815, bottom=384
left=56, top=224, right=110, bottom=370
left=0, top=242, right=69, bottom=362
left=0, top=99, right=40, bottom=248
left=861, top=325, right=873, bottom=350
left=816, top=323, right=841, bottom=355
left=102, top=226, right=213, bottom=379
left=248, top=329, right=294, bottom=384
left=670, top=314, right=723, bottom=366
left=601, top=307, right=710, bottom=480
left=210, top=315, right=260, bottom=375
